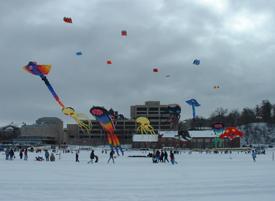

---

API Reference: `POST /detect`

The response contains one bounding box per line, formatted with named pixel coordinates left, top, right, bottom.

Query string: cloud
left=0, top=0, right=275, bottom=126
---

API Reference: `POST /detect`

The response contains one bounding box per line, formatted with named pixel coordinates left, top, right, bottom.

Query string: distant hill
left=239, top=123, right=275, bottom=145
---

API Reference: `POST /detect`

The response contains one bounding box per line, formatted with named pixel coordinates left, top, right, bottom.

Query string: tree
left=239, top=108, right=256, bottom=125
left=261, top=100, right=272, bottom=122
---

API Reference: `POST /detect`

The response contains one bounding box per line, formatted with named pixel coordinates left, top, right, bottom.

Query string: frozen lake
left=0, top=149, right=274, bottom=201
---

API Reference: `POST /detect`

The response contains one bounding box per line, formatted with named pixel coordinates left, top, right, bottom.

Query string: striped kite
left=90, top=106, right=123, bottom=155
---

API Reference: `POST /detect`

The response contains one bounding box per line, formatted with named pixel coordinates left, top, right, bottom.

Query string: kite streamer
left=90, top=106, right=123, bottom=155
left=23, top=61, right=91, bottom=133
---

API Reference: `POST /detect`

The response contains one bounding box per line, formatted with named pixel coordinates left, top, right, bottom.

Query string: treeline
left=182, top=100, right=275, bottom=129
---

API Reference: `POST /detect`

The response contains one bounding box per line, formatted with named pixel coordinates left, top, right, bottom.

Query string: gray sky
left=0, top=0, right=274, bottom=126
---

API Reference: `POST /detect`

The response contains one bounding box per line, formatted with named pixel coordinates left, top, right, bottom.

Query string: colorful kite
left=63, top=17, right=72, bottom=23
left=219, top=127, right=244, bottom=140
left=121, top=30, right=127, bottom=36
left=193, top=59, right=200, bottom=65
left=212, top=122, right=224, bottom=147
left=186, top=98, right=200, bottom=119
left=23, top=61, right=91, bottom=133
left=136, top=117, right=155, bottom=134
left=90, top=106, right=123, bottom=155
left=167, top=104, right=181, bottom=128
left=107, top=60, right=112, bottom=64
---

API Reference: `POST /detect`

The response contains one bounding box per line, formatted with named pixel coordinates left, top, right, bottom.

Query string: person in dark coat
left=9, top=149, right=15, bottom=160
left=108, top=150, right=115, bottom=164
left=75, top=151, right=80, bottom=162
left=164, top=151, right=169, bottom=163
left=45, top=150, right=50, bottom=161
left=170, top=151, right=177, bottom=165
left=88, top=150, right=95, bottom=164
left=19, top=149, right=23, bottom=159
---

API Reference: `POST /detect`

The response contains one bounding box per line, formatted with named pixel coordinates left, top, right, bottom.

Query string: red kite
left=107, top=60, right=112, bottom=64
left=63, top=17, right=72, bottom=23
left=219, top=127, right=244, bottom=140
left=121, top=30, right=127, bottom=36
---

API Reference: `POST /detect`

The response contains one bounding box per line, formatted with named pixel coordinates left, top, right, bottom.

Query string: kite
left=186, top=98, right=200, bottom=119
left=107, top=60, right=112, bottom=64
left=219, top=127, right=244, bottom=140
left=121, top=30, right=127, bottom=36
left=193, top=59, right=200, bottom=65
left=90, top=106, right=123, bottom=155
left=76, top=52, right=82, bottom=56
left=165, top=75, right=171, bottom=78
left=153, top=68, right=159, bottom=72
left=136, top=117, right=155, bottom=134
left=167, top=104, right=181, bottom=127
left=213, top=85, right=220, bottom=89
left=212, top=122, right=224, bottom=147
left=62, top=107, right=91, bottom=134
left=63, top=17, right=72, bottom=23
left=23, top=61, right=91, bottom=133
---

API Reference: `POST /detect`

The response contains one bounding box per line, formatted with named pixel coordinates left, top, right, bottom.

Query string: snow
left=0, top=149, right=275, bottom=201
left=189, top=130, right=216, bottom=138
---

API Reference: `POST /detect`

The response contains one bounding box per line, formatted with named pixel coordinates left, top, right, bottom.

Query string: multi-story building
left=130, top=101, right=179, bottom=131
left=13, top=117, right=65, bottom=145
left=65, top=119, right=135, bottom=145
left=66, top=101, right=181, bottom=145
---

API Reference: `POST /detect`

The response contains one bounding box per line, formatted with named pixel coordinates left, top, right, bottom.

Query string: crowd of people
left=151, top=150, right=177, bottom=164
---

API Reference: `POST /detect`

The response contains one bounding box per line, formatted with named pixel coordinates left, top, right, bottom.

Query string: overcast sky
left=0, top=0, right=274, bottom=126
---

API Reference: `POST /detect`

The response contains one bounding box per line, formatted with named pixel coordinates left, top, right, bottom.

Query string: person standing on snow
left=107, top=149, right=115, bottom=164
left=88, top=150, right=95, bottom=164
left=252, top=149, right=257, bottom=162
left=170, top=150, right=177, bottom=165
left=75, top=151, right=80, bottom=162
left=45, top=150, right=50, bottom=161
left=164, top=151, right=169, bottom=163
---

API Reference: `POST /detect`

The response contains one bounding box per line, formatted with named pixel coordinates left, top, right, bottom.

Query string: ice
left=0, top=149, right=274, bottom=201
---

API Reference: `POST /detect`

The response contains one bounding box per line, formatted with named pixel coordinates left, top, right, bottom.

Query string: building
left=130, top=101, right=179, bottom=131
left=13, top=117, right=65, bottom=145
left=66, top=101, right=181, bottom=145
left=66, top=119, right=135, bottom=145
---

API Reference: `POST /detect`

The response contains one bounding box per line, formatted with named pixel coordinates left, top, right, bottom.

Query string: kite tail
left=41, top=76, right=65, bottom=108
left=112, top=134, right=123, bottom=155
left=192, top=105, right=196, bottom=119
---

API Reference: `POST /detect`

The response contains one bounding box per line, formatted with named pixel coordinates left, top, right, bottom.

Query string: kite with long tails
left=186, top=98, right=200, bottom=119
left=23, top=61, right=91, bottom=133
left=90, top=106, right=123, bottom=155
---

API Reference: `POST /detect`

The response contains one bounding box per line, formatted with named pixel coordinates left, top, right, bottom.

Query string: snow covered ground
left=0, top=149, right=275, bottom=201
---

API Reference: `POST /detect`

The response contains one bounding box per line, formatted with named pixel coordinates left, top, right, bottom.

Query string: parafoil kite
left=107, top=60, right=112, bottom=64
left=63, top=17, right=72, bottom=23
left=90, top=106, right=123, bottom=155
left=121, top=30, right=127, bottom=36
left=193, top=59, right=200, bottom=65
left=23, top=62, right=91, bottom=133
left=153, top=68, right=159, bottom=72
left=76, top=52, right=82, bottom=56
left=167, top=104, right=181, bottom=128
left=186, top=98, right=200, bottom=119
left=219, top=127, right=244, bottom=140
left=136, top=117, right=155, bottom=134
